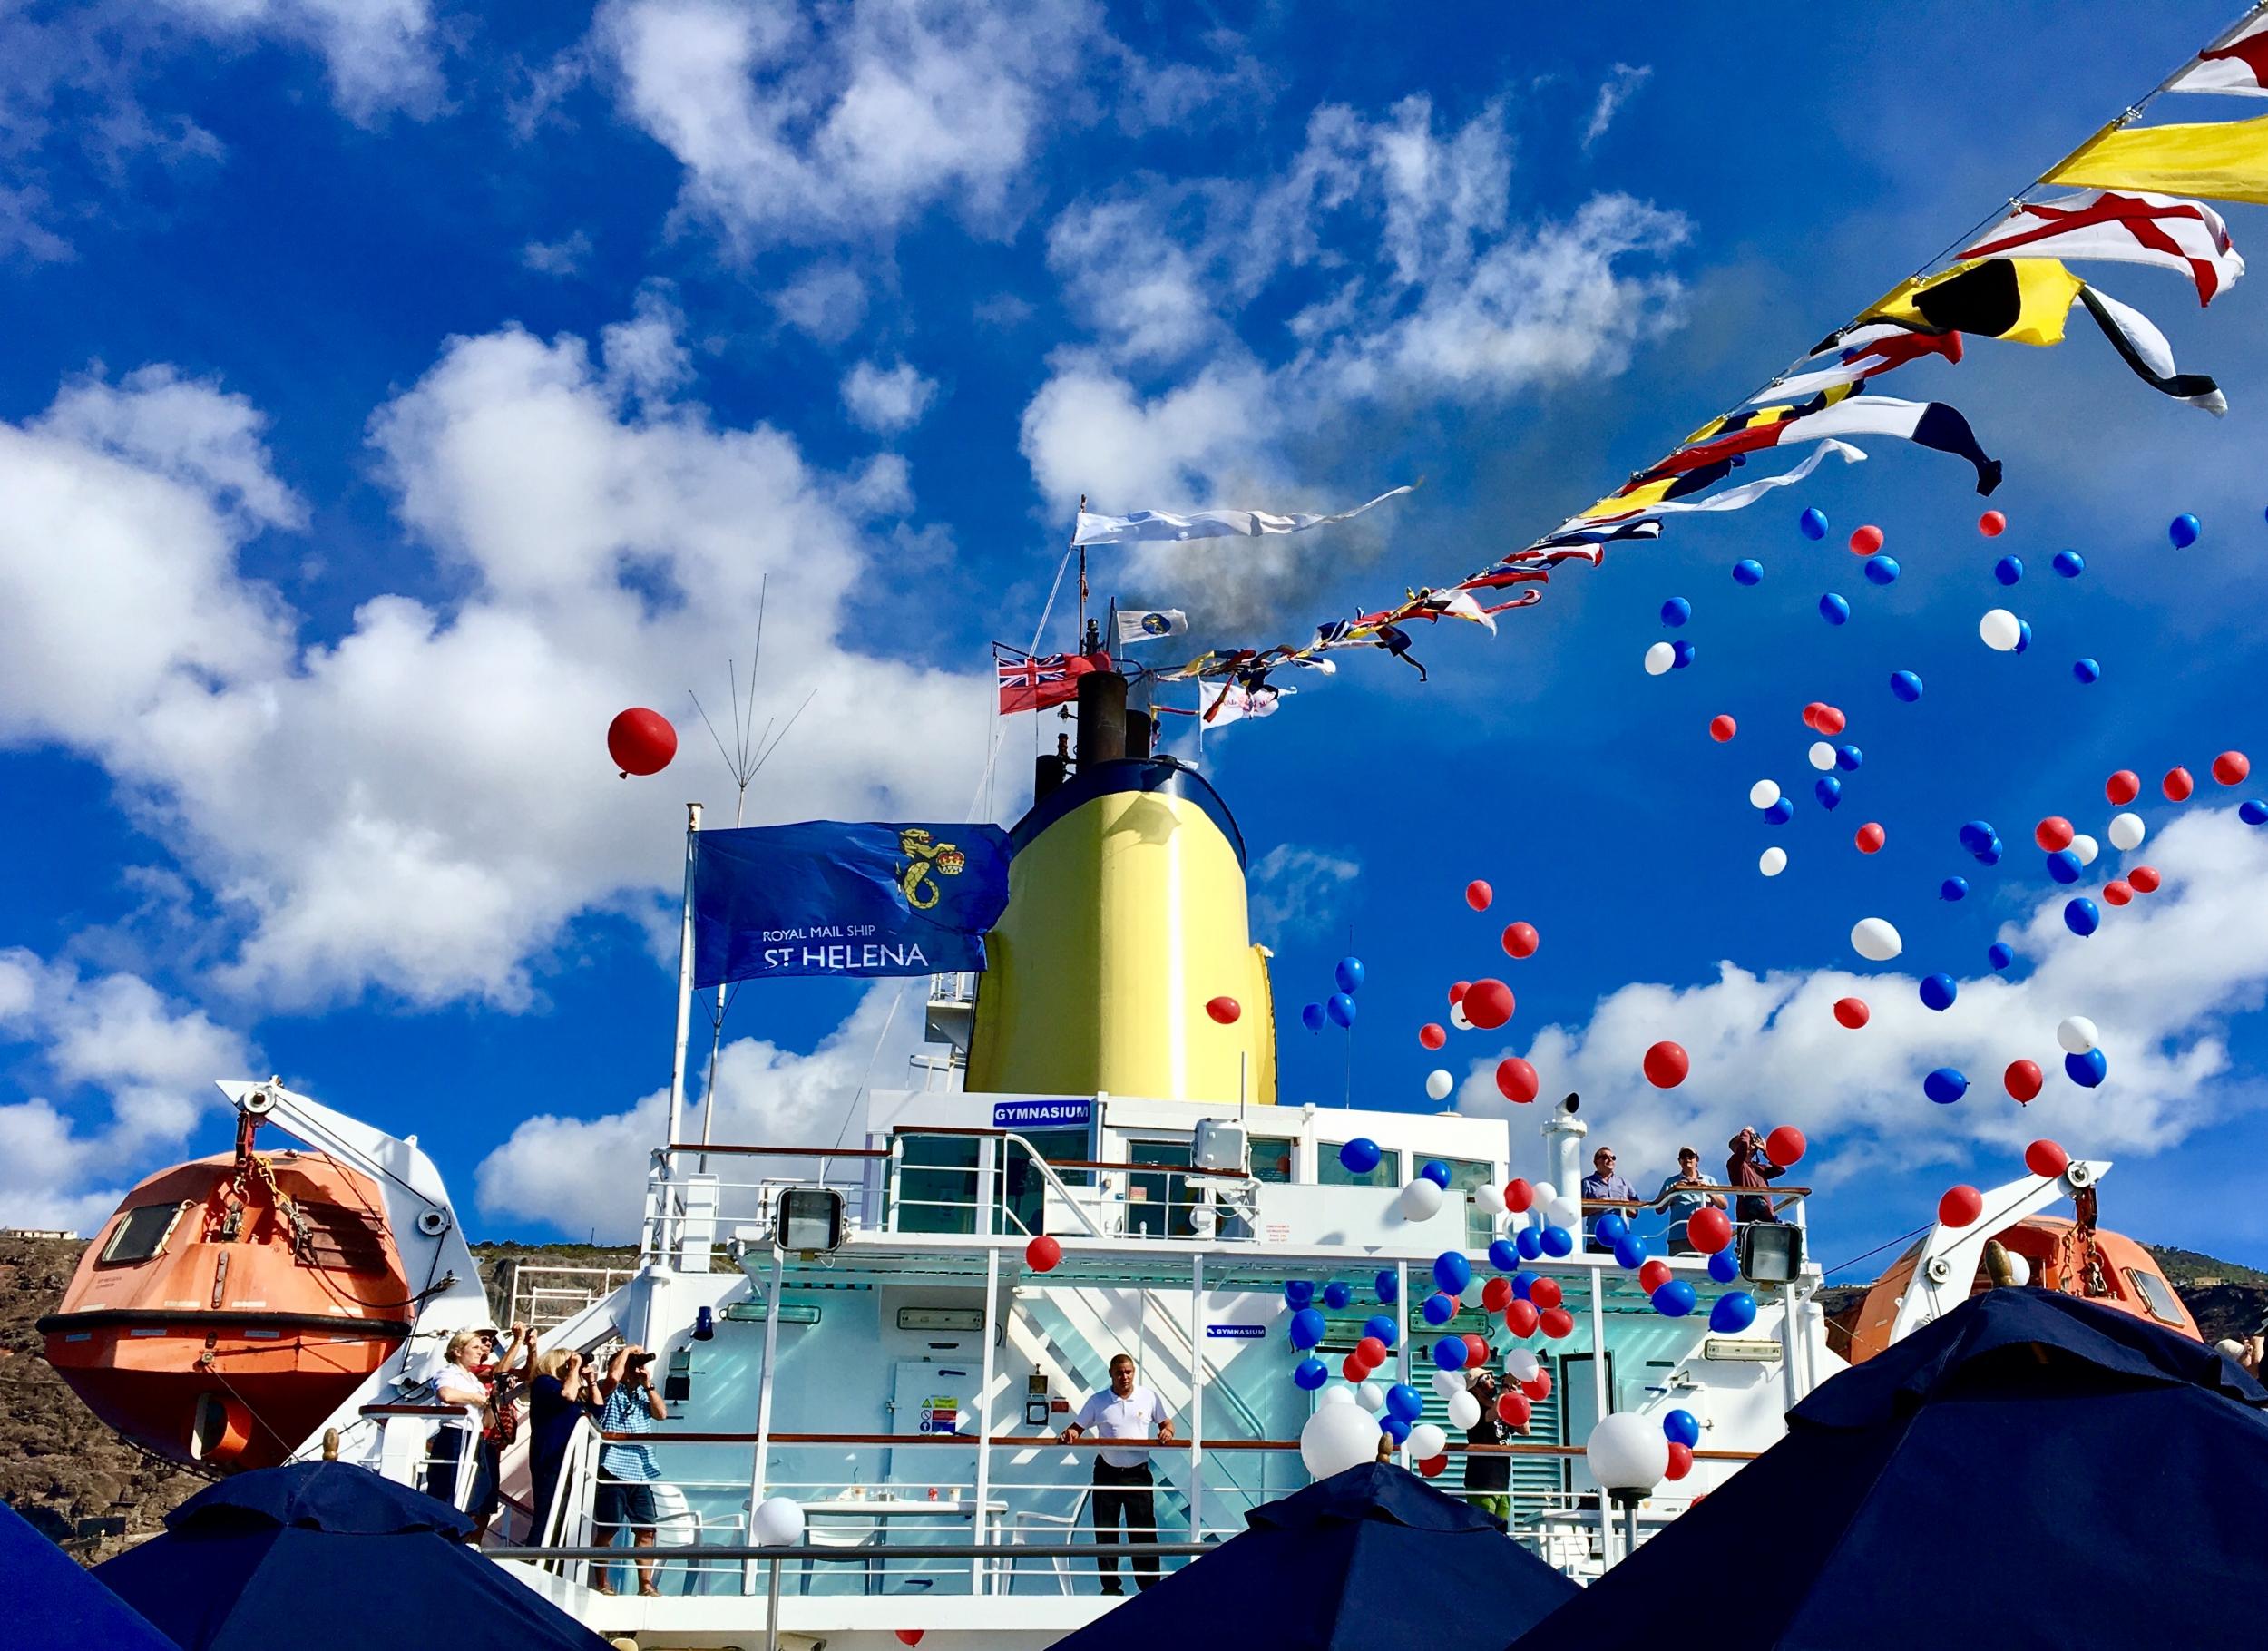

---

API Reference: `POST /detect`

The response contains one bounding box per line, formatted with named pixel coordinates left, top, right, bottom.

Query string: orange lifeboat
left=38, top=1114, right=414, bottom=1470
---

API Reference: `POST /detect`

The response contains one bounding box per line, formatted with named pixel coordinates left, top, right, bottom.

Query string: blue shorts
left=595, top=1475, right=658, bottom=1535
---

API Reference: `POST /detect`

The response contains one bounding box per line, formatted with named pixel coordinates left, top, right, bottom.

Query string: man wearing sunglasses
left=1579, top=1146, right=1638, bottom=1251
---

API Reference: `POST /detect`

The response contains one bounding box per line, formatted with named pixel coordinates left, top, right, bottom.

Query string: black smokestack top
left=1076, top=670, right=1128, bottom=767
left=1126, top=708, right=1154, bottom=761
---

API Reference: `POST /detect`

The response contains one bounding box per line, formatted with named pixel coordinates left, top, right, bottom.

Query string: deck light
left=1739, top=1221, right=1804, bottom=1284
left=777, top=1187, right=845, bottom=1255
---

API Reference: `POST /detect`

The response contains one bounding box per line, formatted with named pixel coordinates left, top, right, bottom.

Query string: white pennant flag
left=1114, top=608, right=1189, bottom=646
left=1073, top=484, right=1413, bottom=546
left=2169, top=17, right=2268, bottom=96
left=1960, top=190, right=2244, bottom=307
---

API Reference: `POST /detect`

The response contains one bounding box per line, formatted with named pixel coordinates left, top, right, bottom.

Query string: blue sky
left=4, top=0, right=2266, bottom=1277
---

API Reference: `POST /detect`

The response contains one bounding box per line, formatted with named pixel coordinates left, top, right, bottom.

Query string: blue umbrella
left=1055, top=1462, right=1577, bottom=1651
left=3, top=1499, right=175, bottom=1650
left=94, top=1462, right=611, bottom=1651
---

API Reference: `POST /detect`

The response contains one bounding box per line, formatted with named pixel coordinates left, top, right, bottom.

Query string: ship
left=40, top=668, right=2199, bottom=1646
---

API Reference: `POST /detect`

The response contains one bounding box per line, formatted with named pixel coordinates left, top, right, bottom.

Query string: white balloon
left=1749, top=778, right=1782, bottom=809
left=2070, top=834, right=2099, bottom=867
left=1445, top=1390, right=1482, bottom=1431
left=1432, top=1369, right=1466, bottom=1399
left=1449, top=1002, right=1473, bottom=1031
left=1585, top=1412, right=1669, bottom=1492
left=754, top=1496, right=807, bottom=1546
left=1759, top=846, right=1788, bottom=877
left=1807, top=741, right=1836, bottom=772
left=1319, top=1384, right=1355, bottom=1405
left=1545, top=1196, right=1581, bottom=1230
left=1472, top=1184, right=1507, bottom=1216
left=1644, top=641, right=1676, bottom=676
left=2056, top=1015, right=2099, bottom=1054
left=1399, top=1177, right=1446, bottom=1221
left=2108, top=811, right=2146, bottom=852
left=1424, top=1069, right=1453, bottom=1101
left=1504, top=1348, right=1540, bottom=1382
left=1531, top=1182, right=1558, bottom=1208
left=2005, top=1253, right=2032, bottom=1287
left=1407, top=1422, right=1449, bottom=1461
left=1301, top=1403, right=1385, bottom=1480
left=1459, top=1277, right=1489, bottom=1309
left=1980, top=608, right=2023, bottom=651
left=1355, top=1382, right=1387, bottom=1412
left=1851, top=916, right=1903, bottom=962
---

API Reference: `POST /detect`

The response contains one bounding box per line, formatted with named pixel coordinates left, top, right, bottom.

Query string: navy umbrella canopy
left=3, top=1497, right=177, bottom=1648
left=1053, top=1461, right=1579, bottom=1651
left=1509, top=1288, right=2268, bottom=1651
left=93, top=1462, right=611, bottom=1651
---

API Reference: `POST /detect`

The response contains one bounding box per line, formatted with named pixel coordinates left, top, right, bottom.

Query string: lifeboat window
left=2123, top=1266, right=2187, bottom=1327
left=99, top=1202, right=188, bottom=1266
left=1320, top=1145, right=1401, bottom=1190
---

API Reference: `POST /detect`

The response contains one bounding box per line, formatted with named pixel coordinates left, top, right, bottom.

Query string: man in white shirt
left=1058, top=1353, right=1175, bottom=1595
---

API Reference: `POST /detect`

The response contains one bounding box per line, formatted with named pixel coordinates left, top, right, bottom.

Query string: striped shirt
left=599, top=1384, right=660, bottom=1481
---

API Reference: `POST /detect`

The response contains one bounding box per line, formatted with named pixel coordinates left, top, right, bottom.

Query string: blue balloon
left=1540, top=1225, right=1574, bottom=1258
left=2170, top=512, right=2201, bottom=547
left=1959, top=820, right=1997, bottom=854
left=1613, top=1236, right=1647, bottom=1269
left=1374, top=1269, right=1399, bottom=1304
left=1488, top=1238, right=1520, bottom=1273
left=2046, top=849, right=2082, bottom=884
left=1380, top=1412, right=1412, bottom=1444
left=1289, top=1307, right=1327, bottom=1349
left=1323, top=1280, right=1353, bottom=1311
left=1420, top=1159, right=1452, bottom=1189
left=2241, top=799, right=2268, bottom=826
left=2016, top=620, right=2033, bottom=654
left=1651, top=1281, right=1697, bottom=1318
left=1294, top=1356, right=1329, bottom=1391
left=1815, top=776, right=1843, bottom=810
left=1327, top=992, right=1357, bottom=1028
left=1661, top=597, right=1692, bottom=627
left=1432, top=1251, right=1471, bottom=1294
left=1594, top=1210, right=1629, bottom=1246
left=2065, top=896, right=2101, bottom=937
left=1890, top=669, right=1924, bottom=702
left=1920, top=972, right=1958, bottom=1011
left=1835, top=744, right=1863, bottom=772
left=1709, top=1291, right=1759, bottom=1334
left=1706, top=1247, right=1741, bottom=1284
left=1301, top=1002, right=1325, bottom=1033
left=1335, top=956, right=1366, bottom=993
left=1733, top=558, right=1765, bottom=585
left=1337, top=1138, right=1382, bottom=1175
left=1994, top=554, right=2024, bottom=585
left=1663, top=1409, right=1701, bottom=1447
left=1285, top=1280, right=1315, bottom=1309
left=2066, top=1046, right=2108, bottom=1088
left=1386, top=1382, right=1424, bottom=1422
left=1976, top=839, right=2004, bottom=866
left=1864, top=554, right=1900, bottom=586
left=1820, top=591, right=1851, bottom=625
left=1764, top=797, right=1794, bottom=826
left=1799, top=506, right=1829, bottom=540
left=1924, top=1067, right=1970, bottom=1104
left=1941, top=877, right=1970, bottom=902
left=1671, top=639, right=1696, bottom=669
left=1515, top=1226, right=1543, bottom=1261
left=1988, top=942, right=2015, bottom=972
left=1432, top=1335, right=1468, bottom=1372
left=2053, top=549, right=2085, bottom=578
left=1510, top=1271, right=1540, bottom=1301
left=2073, top=658, right=2100, bottom=684
left=1422, top=1291, right=1456, bottom=1326
left=1363, top=1314, right=1399, bottom=1348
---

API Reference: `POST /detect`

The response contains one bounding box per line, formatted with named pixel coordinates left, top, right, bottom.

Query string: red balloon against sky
left=1765, top=1125, right=1807, bottom=1166
left=2004, top=1060, right=2043, bottom=1103
left=1449, top=981, right=1471, bottom=1006
left=1854, top=822, right=1885, bottom=855
left=2214, top=750, right=2251, bottom=786
left=1833, top=996, right=1871, bottom=1029
left=1465, top=880, right=1493, bottom=912
left=2106, top=769, right=2141, bottom=805
left=1709, top=714, right=1737, bottom=743
left=1463, top=979, right=1515, bottom=1030
left=607, top=707, right=678, bottom=777
left=1849, top=524, right=1884, bottom=555
left=1495, top=1057, right=1540, bottom=1105
left=2034, top=816, right=2074, bottom=852
left=2025, top=1138, right=2070, bottom=1177
left=2103, top=880, right=2133, bottom=906
left=1978, top=510, right=2006, bottom=536
left=1501, top=922, right=1540, bottom=960
left=1937, top=1185, right=1984, bottom=1227
left=1803, top=701, right=1848, bottom=736
left=2164, top=766, right=2195, bottom=801
left=2129, top=865, right=2162, bottom=894
left=1419, top=1022, right=1447, bottom=1050
left=1205, top=996, right=1240, bottom=1024
left=1642, top=1040, right=1690, bottom=1089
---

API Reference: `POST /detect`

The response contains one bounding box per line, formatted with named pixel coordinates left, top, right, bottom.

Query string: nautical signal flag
left=2048, top=113, right=2268, bottom=208
left=2168, top=16, right=2268, bottom=97
left=1959, top=190, right=2244, bottom=307
left=1859, top=258, right=2087, bottom=347
left=1113, top=608, right=1188, bottom=646
left=995, top=648, right=1112, bottom=715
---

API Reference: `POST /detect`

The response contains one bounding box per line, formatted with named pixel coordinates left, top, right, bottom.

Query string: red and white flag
left=2170, top=16, right=2268, bottom=96
left=1960, top=190, right=2244, bottom=306
left=995, top=649, right=1111, bottom=715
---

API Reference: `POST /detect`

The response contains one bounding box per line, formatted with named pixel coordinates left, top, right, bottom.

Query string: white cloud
left=1454, top=806, right=2268, bottom=1188
left=522, top=231, right=593, bottom=276
left=1247, top=845, right=1361, bottom=944
left=840, top=358, right=938, bottom=435
left=158, top=0, right=444, bottom=123
left=772, top=262, right=869, bottom=342
left=1581, top=63, right=1652, bottom=151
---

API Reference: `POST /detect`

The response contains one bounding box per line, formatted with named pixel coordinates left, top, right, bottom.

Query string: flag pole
left=666, top=801, right=703, bottom=1150
left=1074, top=493, right=1089, bottom=651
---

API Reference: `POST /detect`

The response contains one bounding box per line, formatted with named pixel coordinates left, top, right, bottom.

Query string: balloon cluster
left=1300, top=956, right=1367, bottom=1034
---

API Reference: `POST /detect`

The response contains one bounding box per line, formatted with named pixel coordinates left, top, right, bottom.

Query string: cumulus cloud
left=1454, top=807, right=2268, bottom=1189
left=158, top=0, right=445, bottom=123
left=1581, top=63, right=1652, bottom=151
left=1247, top=845, right=1361, bottom=944
left=840, top=358, right=938, bottom=435
left=522, top=231, right=593, bottom=276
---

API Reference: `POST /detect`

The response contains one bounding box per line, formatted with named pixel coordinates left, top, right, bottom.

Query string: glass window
left=896, top=1136, right=979, bottom=1235
left=1436, top=1158, right=1498, bottom=1249
left=1249, top=1136, right=1296, bottom=1185
left=2124, top=1266, right=2187, bottom=1327
left=1002, top=1128, right=1092, bottom=1236
left=100, top=1202, right=185, bottom=1265
left=1319, top=1144, right=1401, bottom=1189
left=1126, top=1138, right=1193, bottom=1238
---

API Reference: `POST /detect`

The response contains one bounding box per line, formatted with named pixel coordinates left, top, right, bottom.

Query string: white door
left=889, top=1359, right=981, bottom=1492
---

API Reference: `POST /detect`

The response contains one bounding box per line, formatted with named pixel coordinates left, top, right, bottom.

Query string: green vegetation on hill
left=2147, top=1245, right=2268, bottom=1288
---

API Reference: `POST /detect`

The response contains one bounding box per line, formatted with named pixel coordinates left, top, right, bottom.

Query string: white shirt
left=1075, top=1385, right=1169, bottom=1468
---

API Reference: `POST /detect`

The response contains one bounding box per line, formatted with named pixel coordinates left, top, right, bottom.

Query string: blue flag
left=691, top=821, right=1012, bottom=988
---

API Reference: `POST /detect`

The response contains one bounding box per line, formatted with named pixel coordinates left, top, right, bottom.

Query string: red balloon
left=2129, top=865, right=2162, bottom=894
left=1419, top=1021, right=1448, bottom=1050
left=1025, top=1235, right=1061, bottom=1272
left=1937, top=1185, right=1983, bottom=1227
left=1416, top=1453, right=1448, bottom=1479
left=1504, top=1299, right=1539, bottom=1337
left=2106, top=769, right=2141, bottom=806
left=1466, top=879, right=1494, bottom=912
left=1978, top=511, right=2006, bottom=537
left=1504, top=1177, right=1534, bottom=1214
left=1501, top=922, right=1540, bottom=960
left=1481, top=1277, right=1513, bottom=1313
left=1807, top=702, right=1847, bottom=736
left=1464, top=979, right=1515, bottom=1030
left=1849, top=524, right=1884, bottom=555
left=895, top=1633, right=926, bottom=1647
left=1540, top=1307, right=1575, bottom=1340
left=1462, top=1334, right=1490, bottom=1367
left=1205, top=995, right=1241, bottom=1024
left=1765, top=1126, right=1807, bottom=1166
left=1666, top=1441, right=1695, bottom=1481
left=1688, top=1207, right=1733, bottom=1255
left=1496, top=1391, right=1532, bottom=1428
left=1853, top=822, right=1885, bottom=855
left=2004, top=1060, right=2043, bottom=1103
left=1521, top=1370, right=1553, bottom=1402
left=2102, top=880, right=2133, bottom=906
left=607, top=707, right=678, bottom=777
left=2214, top=750, right=2251, bottom=786
left=1343, top=1353, right=1369, bottom=1381
left=1637, top=1259, right=1672, bottom=1293
left=2033, top=816, right=2074, bottom=852
left=1449, top=981, right=1471, bottom=1006
left=1708, top=714, right=1737, bottom=743
left=2024, top=1138, right=2070, bottom=1177
left=1642, top=1040, right=1690, bottom=1089
left=1495, top=1057, right=1540, bottom=1105
left=2164, top=766, right=2195, bottom=801
left=1833, top=996, right=1871, bottom=1030
left=1526, top=1275, right=1563, bottom=1311
left=1355, top=1335, right=1388, bottom=1369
